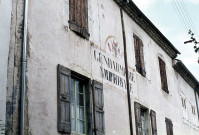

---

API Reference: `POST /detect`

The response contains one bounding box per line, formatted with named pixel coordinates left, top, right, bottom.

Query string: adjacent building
left=1, top=0, right=199, bottom=135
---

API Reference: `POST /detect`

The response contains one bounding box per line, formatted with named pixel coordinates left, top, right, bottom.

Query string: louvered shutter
left=57, top=65, right=71, bottom=133
left=158, top=58, right=168, bottom=93
left=150, top=110, right=157, bottom=135
left=81, top=0, right=89, bottom=39
left=165, top=118, right=173, bottom=135
left=86, top=80, right=93, bottom=135
left=69, top=0, right=89, bottom=39
left=139, top=41, right=146, bottom=77
left=92, top=80, right=105, bottom=135
left=134, top=102, right=142, bottom=135
left=134, top=36, right=141, bottom=73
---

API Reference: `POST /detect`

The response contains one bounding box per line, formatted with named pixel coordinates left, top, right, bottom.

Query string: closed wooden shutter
left=57, top=65, right=71, bottom=133
left=150, top=110, right=157, bottom=135
left=69, top=0, right=89, bottom=39
left=165, top=118, right=173, bottom=135
left=92, top=80, right=105, bottom=135
left=134, top=35, right=141, bottom=73
left=139, top=41, right=146, bottom=77
left=134, top=102, right=142, bottom=135
left=158, top=57, right=168, bottom=93
left=133, top=34, right=146, bottom=76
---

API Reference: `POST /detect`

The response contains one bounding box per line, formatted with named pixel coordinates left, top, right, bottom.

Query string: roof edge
left=173, top=59, right=199, bottom=91
left=113, top=0, right=181, bottom=58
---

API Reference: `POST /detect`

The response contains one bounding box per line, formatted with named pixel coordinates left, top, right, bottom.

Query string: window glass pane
left=77, top=120, right=84, bottom=133
left=77, top=106, right=79, bottom=119
left=76, top=81, right=79, bottom=93
left=79, top=106, right=84, bottom=120
left=71, top=104, right=75, bottom=118
left=71, top=90, right=75, bottom=103
left=78, top=94, right=84, bottom=106
left=79, top=81, right=83, bottom=93
left=72, top=118, right=75, bottom=131
left=70, top=77, right=86, bottom=134
left=71, top=78, right=74, bottom=91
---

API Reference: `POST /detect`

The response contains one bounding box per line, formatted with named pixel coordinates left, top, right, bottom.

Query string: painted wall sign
left=105, top=36, right=123, bottom=59
left=93, top=49, right=134, bottom=92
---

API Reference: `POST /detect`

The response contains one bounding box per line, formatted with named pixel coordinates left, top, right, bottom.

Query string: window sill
left=71, top=132, right=86, bottom=135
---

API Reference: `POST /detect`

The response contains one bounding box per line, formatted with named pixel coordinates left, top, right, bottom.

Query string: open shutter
left=86, top=80, right=93, bottom=135
left=165, top=118, right=173, bottom=135
left=139, top=41, right=146, bottom=77
left=92, top=80, right=105, bottom=135
left=134, top=102, right=142, bottom=135
left=69, top=0, right=89, bottom=39
left=150, top=110, right=157, bottom=135
left=158, top=58, right=168, bottom=93
left=57, top=65, right=71, bottom=133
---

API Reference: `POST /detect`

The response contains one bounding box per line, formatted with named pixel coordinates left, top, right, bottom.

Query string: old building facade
left=1, top=0, right=199, bottom=135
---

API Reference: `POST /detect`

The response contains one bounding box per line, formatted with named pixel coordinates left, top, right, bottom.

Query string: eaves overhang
left=173, top=59, right=199, bottom=92
left=113, top=0, right=181, bottom=59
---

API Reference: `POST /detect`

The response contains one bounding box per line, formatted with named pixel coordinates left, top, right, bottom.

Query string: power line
left=171, top=0, right=189, bottom=32
left=180, top=0, right=198, bottom=36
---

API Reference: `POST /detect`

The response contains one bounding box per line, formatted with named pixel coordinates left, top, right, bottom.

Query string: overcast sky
left=133, top=0, right=199, bottom=80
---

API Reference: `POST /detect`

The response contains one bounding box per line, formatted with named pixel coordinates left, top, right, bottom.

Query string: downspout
left=20, top=0, right=29, bottom=135
left=120, top=3, right=133, bottom=135
left=194, top=88, right=199, bottom=120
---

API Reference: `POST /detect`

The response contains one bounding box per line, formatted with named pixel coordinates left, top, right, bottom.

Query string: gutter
left=120, top=2, right=134, bottom=135
left=20, top=0, right=29, bottom=135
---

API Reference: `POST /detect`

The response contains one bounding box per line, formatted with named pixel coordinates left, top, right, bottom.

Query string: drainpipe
left=120, top=3, right=134, bottom=135
left=194, top=88, right=199, bottom=120
left=20, top=0, right=29, bottom=135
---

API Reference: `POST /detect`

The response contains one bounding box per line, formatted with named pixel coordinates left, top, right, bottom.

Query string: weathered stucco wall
left=0, top=0, right=12, bottom=133
left=25, top=0, right=199, bottom=135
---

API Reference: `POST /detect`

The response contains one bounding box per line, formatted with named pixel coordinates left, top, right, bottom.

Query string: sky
left=133, top=0, right=199, bottom=80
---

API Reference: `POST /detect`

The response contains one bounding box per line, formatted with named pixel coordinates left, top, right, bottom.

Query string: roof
left=113, top=0, right=181, bottom=59
left=173, top=59, right=199, bottom=91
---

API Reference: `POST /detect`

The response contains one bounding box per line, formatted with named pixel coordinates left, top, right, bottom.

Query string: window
left=133, top=34, right=146, bottom=77
left=181, top=96, right=188, bottom=120
left=57, top=65, right=91, bottom=134
left=191, top=105, right=196, bottom=116
left=71, top=77, right=87, bottom=134
left=158, top=57, right=168, bottom=93
left=181, top=97, right=186, bottom=109
left=150, top=110, right=157, bottom=135
left=57, top=65, right=105, bottom=135
left=134, top=102, right=157, bottom=135
left=165, top=118, right=173, bottom=135
left=69, top=0, right=90, bottom=39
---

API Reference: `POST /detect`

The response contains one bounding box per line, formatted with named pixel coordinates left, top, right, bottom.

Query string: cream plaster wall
left=26, top=0, right=198, bottom=135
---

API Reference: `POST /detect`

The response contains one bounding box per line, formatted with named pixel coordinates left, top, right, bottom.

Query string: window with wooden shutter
left=150, top=110, right=157, bottom=135
left=158, top=57, right=169, bottom=93
left=134, top=102, right=143, bottom=135
left=133, top=34, right=146, bottom=77
left=57, top=65, right=71, bottom=133
left=92, top=80, right=105, bottom=135
left=165, top=118, right=173, bottom=135
left=57, top=65, right=92, bottom=135
left=69, top=0, right=90, bottom=39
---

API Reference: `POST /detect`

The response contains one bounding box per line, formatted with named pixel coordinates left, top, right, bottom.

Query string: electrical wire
left=171, top=0, right=189, bottom=32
